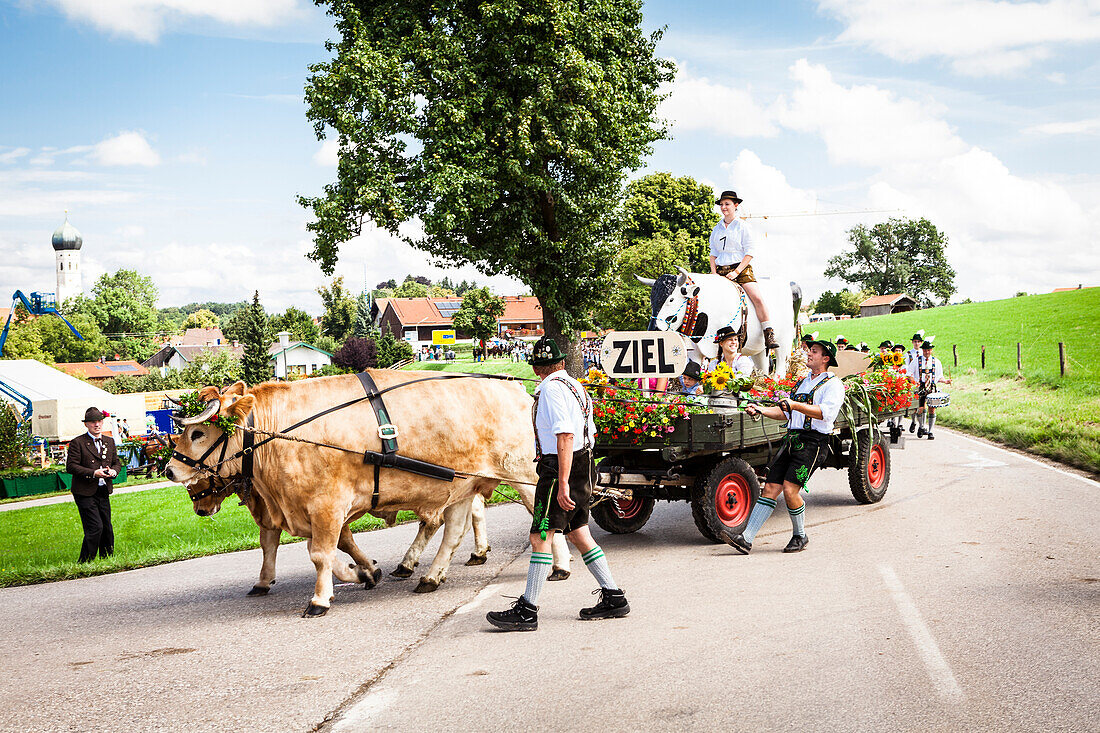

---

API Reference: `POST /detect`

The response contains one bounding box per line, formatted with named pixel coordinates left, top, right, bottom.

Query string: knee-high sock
left=917, top=411, right=926, bottom=429
left=582, top=546, right=618, bottom=590
left=522, top=551, right=553, bottom=605
left=928, top=411, right=936, bottom=432
left=743, top=496, right=777, bottom=542
left=788, top=501, right=806, bottom=537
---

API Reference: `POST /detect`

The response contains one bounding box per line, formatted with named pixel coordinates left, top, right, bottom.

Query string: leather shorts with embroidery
left=764, top=430, right=829, bottom=488
left=530, top=450, right=595, bottom=536
left=715, top=263, right=756, bottom=284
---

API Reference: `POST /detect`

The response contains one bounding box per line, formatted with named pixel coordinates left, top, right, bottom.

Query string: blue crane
left=0, top=290, right=84, bottom=420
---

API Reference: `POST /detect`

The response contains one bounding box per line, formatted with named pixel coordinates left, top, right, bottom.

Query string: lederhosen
left=530, top=377, right=595, bottom=538
left=764, top=374, right=834, bottom=489
left=916, top=354, right=937, bottom=408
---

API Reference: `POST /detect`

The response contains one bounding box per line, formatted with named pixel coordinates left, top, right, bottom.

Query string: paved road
left=1, top=429, right=1096, bottom=732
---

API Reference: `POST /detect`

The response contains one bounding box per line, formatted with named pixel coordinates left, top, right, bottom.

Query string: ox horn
left=634, top=275, right=656, bottom=287
left=675, top=265, right=695, bottom=286
left=164, top=395, right=182, bottom=409
left=177, top=399, right=221, bottom=426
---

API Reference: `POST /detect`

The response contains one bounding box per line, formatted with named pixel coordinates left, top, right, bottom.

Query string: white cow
left=651, top=267, right=799, bottom=376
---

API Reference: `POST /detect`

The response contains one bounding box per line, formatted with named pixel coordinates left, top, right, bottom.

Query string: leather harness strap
left=357, top=371, right=397, bottom=510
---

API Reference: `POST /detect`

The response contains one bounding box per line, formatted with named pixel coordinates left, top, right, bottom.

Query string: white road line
left=879, top=565, right=964, bottom=700
left=454, top=582, right=503, bottom=615
left=946, top=430, right=1099, bottom=488
left=331, top=688, right=398, bottom=732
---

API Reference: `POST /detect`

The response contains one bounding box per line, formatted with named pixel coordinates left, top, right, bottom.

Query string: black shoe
left=718, top=530, right=752, bottom=554
left=783, top=534, right=809, bottom=553
left=917, top=427, right=925, bottom=438
left=579, top=588, right=630, bottom=620
left=909, top=422, right=916, bottom=433
left=927, top=432, right=935, bottom=440
left=763, top=327, right=779, bottom=350
left=486, top=596, right=538, bottom=631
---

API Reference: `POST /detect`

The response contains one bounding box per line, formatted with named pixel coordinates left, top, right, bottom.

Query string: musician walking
left=907, top=338, right=950, bottom=440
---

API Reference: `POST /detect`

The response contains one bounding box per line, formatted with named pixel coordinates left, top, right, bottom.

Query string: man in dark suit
left=66, top=407, right=122, bottom=562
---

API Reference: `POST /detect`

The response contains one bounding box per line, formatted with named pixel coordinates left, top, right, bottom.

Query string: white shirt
left=533, top=373, right=595, bottom=454
left=905, top=347, right=921, bottom=369
left=906, top=354, right=943, bottom=388
left=87, top=431, right=107, bottom=486
left=787, top=372, right=845, bottom=434
left=709, top=217, right=755, bottom=266
left=706, top=355, right=755, bottom=379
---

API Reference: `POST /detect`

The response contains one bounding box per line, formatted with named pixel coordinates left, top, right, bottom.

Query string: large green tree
left=241, top=291, right=272, bottom=385
left=182, top=309, right=220, bottom=330
left=300, top=0, right=673, bottom=373
left=825, top=218, right=956, bottom=307
left=353, top=294, right=373, bottom=338
left=82, top=270, right=160, bottom=336
left=451, top=287, right=505, bottom=342
left=621, top=172, right=714, bottom=271
left=270, top=306, right=321, bottom=344
left=811, top=289, right=865, bottom=317
left=317, top=277, right=357, bottom=343
left=594, top=233, right=692, bottom=330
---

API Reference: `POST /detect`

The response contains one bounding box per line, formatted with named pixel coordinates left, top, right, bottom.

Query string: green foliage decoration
left=176, top=390, right=239, bottom=434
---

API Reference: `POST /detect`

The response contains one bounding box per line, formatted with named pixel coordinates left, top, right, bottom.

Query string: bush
left=0, top=408, right=31, bottom=470
left=333, top=337, right=378, bottom=372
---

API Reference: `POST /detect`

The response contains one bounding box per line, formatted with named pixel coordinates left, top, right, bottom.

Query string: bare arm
left=729, top=254, right=753, bottom=278
left=709, top=255, right=717, bottom=275
left=556, top=433, right=575, bottom=511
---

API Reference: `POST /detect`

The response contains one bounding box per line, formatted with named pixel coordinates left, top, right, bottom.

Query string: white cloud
left=659, top=65, right=778, bottom=138
left=1025, top=117, right=1100, bottom=135
left=39, top=0, right=304, bottom=43
left=818, top=0, right=1100, bottom=76
left=313, top=139, right=339, bottom=167
left=90, top=130, right=160, bottom=167
left=0, top=147, right=31, bottom=164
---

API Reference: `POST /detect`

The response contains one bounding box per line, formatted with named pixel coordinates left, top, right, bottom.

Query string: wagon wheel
left=691, top=456, right=761, bottom=543
left=848, top=430, right=891, bottom=504
left=591, top=495, right=656, bottom=534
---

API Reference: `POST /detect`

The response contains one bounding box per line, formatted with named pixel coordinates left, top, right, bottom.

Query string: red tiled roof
left=384, top=296, right=543, bottom=328
left=56, top=360, right=148, bottom=380
left=177, top=328, right=227, bottom=345
left=1052, top=286, right=1094, bottom=292
left=859, top=293, right=914, bottom=307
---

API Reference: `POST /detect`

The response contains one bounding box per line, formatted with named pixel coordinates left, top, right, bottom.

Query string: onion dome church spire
left=52, top=211, right=83, bottom=305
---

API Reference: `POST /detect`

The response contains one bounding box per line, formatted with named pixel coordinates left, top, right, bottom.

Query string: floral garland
left=176, top=390, right=239, bottom=434
left=580, top=369, right=704, bottom=444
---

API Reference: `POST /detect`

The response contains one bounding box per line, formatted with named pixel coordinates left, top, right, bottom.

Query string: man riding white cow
left=642, top=266, right=800, bottom=377
left=165, top=371, right=565, bottom=617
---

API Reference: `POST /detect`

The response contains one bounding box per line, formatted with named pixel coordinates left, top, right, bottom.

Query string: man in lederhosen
left=487, top=336, right=630, bottom=631
left=66, top=407, right=122, bottom=562
left=709, top=190, right=779, bottom=350
left=720, top=339, right=844, bottom=554
left=907, top=338, right=950, bottom=440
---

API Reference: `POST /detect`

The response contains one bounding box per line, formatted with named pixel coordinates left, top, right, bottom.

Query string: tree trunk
left=540, top=303, right=582, bottom=377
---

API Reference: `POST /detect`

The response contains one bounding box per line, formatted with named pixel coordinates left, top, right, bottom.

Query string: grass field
left=403, top=358, right=538, bottom=393
left=0, top=483, right=521, bottom=587
left=816, top=288, right=1100, bottom=474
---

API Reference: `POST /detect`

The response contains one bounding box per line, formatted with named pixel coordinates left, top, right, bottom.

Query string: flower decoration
left=176, top=390, right=240, bottom=434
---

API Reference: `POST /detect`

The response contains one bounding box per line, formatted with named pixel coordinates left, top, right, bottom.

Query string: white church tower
left=51, top=213, right=83, bottom=306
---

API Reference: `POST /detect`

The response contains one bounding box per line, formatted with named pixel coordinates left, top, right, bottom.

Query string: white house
left=268, top=331, right=333, bottom=379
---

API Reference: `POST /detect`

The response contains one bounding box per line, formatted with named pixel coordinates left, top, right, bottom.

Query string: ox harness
left=173, top=372, right=531, bottom=510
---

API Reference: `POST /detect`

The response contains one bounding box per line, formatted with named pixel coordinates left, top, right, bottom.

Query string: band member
left=878, top=340, right=893, bottom=356
left=905, top=330, right=925, bottom=370
left=66, top=407, right=122, bottom=562
left=801, top=331, right=818, bottom=354
left=835, top=335, right=848, bottom=348
left=709, top=190, right=779, bottom=350
left=487, top=336, right=629, bottom=631
left=711, top=326, right=755, bottom=378
left=720, top=339, right=844, bottom=555
left=907, top=338, right=950, bottom=440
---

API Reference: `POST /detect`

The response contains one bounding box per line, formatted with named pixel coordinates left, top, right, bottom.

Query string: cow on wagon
left=166, top=371, right=565, bottom=617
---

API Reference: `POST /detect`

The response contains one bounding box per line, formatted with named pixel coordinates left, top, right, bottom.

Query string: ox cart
left=591, top=400, right=913, bottom=542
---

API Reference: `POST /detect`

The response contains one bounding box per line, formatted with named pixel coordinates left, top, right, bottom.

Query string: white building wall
left=55, top=249, right=82, bottom=306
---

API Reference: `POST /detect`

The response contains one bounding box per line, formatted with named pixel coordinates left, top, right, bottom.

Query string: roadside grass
left=402, top=359, right=538, bottom=393
left=0, top=483, right=521, bottom=587
left=822, top=288, right=1100, bottom=474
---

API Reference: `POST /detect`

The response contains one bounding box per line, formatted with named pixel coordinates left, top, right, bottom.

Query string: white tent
left=0, top=360, right=145, bottom=442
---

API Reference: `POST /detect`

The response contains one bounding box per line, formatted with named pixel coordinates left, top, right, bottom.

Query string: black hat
left=921, top=340, right=935, bottom=350
left=807, top=339, right=839, bottom=367
left=715, top=190, right=743, bottom=205
left=892, top=344, right=906, bottom=352
left=529, top=336, right=566, bottom=366
left=714, top=325, right=740, bottom=344
left=83, top=407, right=107, bottom=422
left=682, top=361, right=703, bottom=381
left=835, top=334, right=848, bottom=345
left=800, top=330, right=819, bottom=344
left=911, top=330, right=925, bottom=342
left=878, top=340, right=893, bottom=349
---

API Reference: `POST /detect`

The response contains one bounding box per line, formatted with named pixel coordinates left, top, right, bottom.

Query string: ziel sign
left=599, top=331, right=689, bottom=380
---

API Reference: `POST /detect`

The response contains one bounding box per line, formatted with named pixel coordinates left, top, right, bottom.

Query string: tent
left=0, top=360, right=145, bottom=442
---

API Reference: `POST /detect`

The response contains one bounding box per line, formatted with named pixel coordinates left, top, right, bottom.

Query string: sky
left=1, top=0, right=1098, bottom=315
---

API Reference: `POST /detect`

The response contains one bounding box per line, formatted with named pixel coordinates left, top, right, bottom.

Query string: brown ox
left=166, top=371, right=562, bottom=616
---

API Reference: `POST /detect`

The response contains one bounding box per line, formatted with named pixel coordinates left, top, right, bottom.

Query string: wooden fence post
left=1017, top=342, right=1022, bottom=372
left=953, top=344, right=958, bottom=367
left=981, top=345, right=986, bottom=369
left=1059, top=342, right=1066, bottom=376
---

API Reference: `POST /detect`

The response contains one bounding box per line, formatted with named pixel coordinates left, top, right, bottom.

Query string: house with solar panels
left=55, top=359, right=149, bottom=383
left=374, top=296, right=544, bottom=345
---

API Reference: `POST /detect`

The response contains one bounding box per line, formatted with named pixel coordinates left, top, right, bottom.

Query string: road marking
left=331, top=687, right=398, bottom=732
left=947, top=430, right=1099, bottom=488
left=958, top=450, right=1008, bottom=469
left=879, top=565, right=964, bottom=700
left=454, top=582, right=503, bottom=615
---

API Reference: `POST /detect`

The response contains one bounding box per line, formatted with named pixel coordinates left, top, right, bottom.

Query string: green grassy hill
left=818, top=288, right=1100, bottom=474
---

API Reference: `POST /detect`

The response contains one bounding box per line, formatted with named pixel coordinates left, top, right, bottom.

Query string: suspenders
left=790, top=373, right=833, bottom=431
left=532, top=376, right=592, bottom=459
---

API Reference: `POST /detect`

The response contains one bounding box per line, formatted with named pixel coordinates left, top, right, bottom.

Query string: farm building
left=374, top=296, right=544, bottom=343
left=858, top=294, right=917, bottom=318
left=268, top=331, right=333, bottom=379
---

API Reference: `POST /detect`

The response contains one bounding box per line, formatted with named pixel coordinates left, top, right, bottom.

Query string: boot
left=486, top=596, right=538, bottom=631
left=579, top=588, right=630, bottom=620
left=763, top=327, right=779, bottom=350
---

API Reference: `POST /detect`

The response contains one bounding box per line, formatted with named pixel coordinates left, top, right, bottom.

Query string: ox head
left=164, top=381, right=254, bottom=487
left=652, top=267, right=700, bottom=332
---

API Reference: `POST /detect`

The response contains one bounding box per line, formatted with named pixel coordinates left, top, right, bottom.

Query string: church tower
left=51, top=213, right=82, bottom=306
